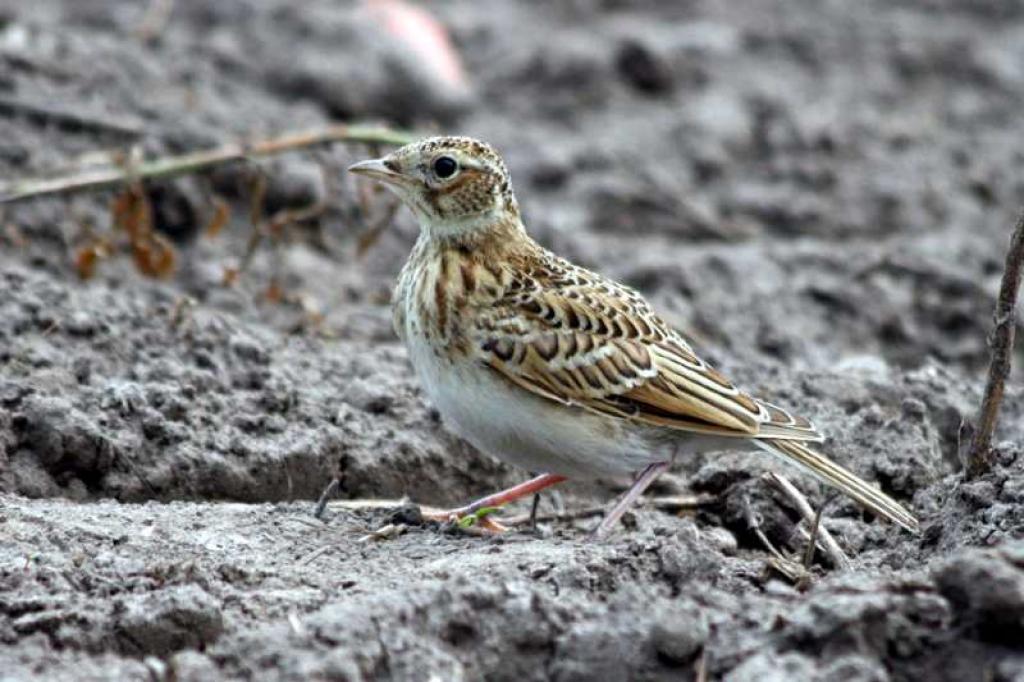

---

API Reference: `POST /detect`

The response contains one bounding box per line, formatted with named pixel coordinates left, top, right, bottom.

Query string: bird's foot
left=422, top=506, right=509, bottom=533
left=419, top=474, right=569, bottom=535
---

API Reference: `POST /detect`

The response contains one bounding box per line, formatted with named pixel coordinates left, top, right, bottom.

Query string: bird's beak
left=347, top=158, right=406, bottom=186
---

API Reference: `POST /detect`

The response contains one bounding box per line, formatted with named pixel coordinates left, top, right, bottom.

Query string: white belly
left=404, top=331, right=664, bottom=479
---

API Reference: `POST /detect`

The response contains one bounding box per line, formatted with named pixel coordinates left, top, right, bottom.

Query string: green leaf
left=456, top=506, right=501, bottom=529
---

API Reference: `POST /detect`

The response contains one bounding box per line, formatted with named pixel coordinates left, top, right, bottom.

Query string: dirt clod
left=114, top=585, right=224, bottom=656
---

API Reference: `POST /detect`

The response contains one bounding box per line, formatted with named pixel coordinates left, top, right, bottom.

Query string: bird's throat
left=423, top=209, right=527, bottom=251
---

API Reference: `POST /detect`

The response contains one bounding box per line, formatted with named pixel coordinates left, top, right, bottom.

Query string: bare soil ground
left=1, top=1, right=1023, bottom=680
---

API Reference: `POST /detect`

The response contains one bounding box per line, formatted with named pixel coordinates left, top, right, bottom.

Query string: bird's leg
left=529, top=493, right=542, bottom=529
left=423, top=473, right=568, bottom=532
left=592, top=462, right=670, bottom=538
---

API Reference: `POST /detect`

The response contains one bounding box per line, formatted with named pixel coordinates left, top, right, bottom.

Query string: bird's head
left=348, top=136, right=519, bottom=238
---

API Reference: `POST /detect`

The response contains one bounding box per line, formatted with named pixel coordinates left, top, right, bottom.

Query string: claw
left=475, top=514, right=509, bottom=533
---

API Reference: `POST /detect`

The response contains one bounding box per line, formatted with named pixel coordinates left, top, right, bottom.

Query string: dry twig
left=230, top=164, right=331, bottom=289
left=0, top=124, right=415, bottom=204
left=695, top=649, right=708, bottom=682
left=743, top=499, right=808, bottom=582
left=967, top=209, right=1024, bottom=478
left=801, top=501, right=828, bottom=573
left=313, top=478, right=342, bottom=520
left=358, top=523, right=408, bottom=543
left=325, top=498, right=413, bottom=513
left=320, top=494, right=713, bottom=530
left=764, top=472, right=850, bottom=571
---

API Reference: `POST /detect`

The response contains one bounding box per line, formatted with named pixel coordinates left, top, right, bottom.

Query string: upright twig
left=695, top=649, right=708, bottom=682
left=529, top=493, right=543, bottom=528
left=0, top=124, right=416, bottom=204
left=967, top=209, right=1024, bottom=478
left=801, top=501, right=827, bottom=573
left=313, top=478, right=341, bottom=520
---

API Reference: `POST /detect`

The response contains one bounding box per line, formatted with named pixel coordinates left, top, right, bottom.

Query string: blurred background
left=1, top=0, right=1022, bottom=506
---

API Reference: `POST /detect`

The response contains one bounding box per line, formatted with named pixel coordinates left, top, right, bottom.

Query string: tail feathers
left=754, top=439, right=919, bottom=534
left=754, top=423, right=825, bottom=442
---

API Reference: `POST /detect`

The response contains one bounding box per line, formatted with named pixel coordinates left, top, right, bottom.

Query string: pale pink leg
left=423, top=473, right=568, bottom=531
left=592, top=462, right=670, bottom=538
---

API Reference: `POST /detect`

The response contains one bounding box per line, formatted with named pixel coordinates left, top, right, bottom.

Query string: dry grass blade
left=967, top=209, right=1024, bottom=478
left=358, top=523, right=408, bottom=542
left=766, top=555, right=809, bottom=583
left=325, top=499, right=413, bottom=512
left=648, top=493, right=716, bottom=512
left=764, top=472, right=850, bottom=570
left=743, top=497, right=809, bottom=583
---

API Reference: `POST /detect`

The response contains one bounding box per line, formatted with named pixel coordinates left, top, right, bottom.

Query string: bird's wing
left=468, top=248, right=919, bottom=533
left=470, top=252, right=821, bottom=441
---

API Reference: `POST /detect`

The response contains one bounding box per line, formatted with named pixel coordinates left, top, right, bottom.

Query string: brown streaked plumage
left=349, top=136, right=919, bottom=536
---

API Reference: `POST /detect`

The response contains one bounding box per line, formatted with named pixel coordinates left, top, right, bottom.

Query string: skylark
left=349, top=136, right=919, bottom=537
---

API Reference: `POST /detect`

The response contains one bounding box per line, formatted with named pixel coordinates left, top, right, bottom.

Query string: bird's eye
left=433, top=156, right=458, bottom=179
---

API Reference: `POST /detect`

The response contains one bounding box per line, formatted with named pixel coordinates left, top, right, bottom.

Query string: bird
left=348, top=136, right=919, bottom=537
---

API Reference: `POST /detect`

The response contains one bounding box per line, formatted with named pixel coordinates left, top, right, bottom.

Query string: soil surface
left=2, top=1, right=1024, bottom=680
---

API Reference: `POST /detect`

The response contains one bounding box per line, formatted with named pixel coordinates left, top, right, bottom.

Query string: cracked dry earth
left=2, top=1, right=1024, bottom=681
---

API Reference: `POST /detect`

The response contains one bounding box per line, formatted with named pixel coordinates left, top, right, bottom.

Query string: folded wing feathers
left=473, top=260, right=918, bottom=532
left=478, top=297, right=824, bottom=441
left=646, top=343, right=762, bottom=433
